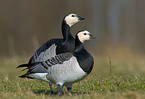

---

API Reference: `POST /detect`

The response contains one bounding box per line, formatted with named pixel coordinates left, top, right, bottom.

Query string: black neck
left=74, top=35, right=94, bottom=74
left=62, top=20, right=73, bottom=42
left=74, top=35, right=84, bottom=53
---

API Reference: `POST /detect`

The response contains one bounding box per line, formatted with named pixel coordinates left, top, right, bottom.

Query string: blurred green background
left=0, top=0, right=145, bottom=58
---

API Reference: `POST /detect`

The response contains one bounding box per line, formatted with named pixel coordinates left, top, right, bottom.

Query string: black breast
left=76, top=49, right=94, bottom=74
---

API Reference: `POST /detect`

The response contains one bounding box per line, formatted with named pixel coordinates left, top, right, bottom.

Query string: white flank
left=29, top=73, right=49, bottom=82
left=46, top=56, right=87, bottom=86
left=35, top=44, right=57, bottom=62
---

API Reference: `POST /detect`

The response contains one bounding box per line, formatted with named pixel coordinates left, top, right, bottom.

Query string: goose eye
left=72, top=15, right=75, bottom=17
left=84, top=33, right=87, bottom=35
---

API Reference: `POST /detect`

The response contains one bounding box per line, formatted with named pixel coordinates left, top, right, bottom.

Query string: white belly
left=46, top=56, right=87, bottom=86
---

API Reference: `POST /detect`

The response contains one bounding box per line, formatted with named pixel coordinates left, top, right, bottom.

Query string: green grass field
left=0, top=53, right=145, bottom=99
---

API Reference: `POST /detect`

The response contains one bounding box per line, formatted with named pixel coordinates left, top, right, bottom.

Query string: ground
left=0, top=54, right=145, bottom=99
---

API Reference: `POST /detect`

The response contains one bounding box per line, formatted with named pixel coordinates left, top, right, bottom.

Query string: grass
left=0, top=54, right=145, bottom=99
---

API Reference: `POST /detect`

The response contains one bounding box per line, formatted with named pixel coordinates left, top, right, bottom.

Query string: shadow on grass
left=32, top=89, right=57, bottom=95
left=32, top=89, right=90, bottom=96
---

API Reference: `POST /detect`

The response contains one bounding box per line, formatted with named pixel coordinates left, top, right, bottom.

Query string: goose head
left=77, top=30, right=95, bottom=43
left=64, top=13, right=85, bottom=27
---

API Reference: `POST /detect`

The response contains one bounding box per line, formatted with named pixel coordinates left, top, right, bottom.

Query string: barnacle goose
left=29, top=13, right=84, bottom=63
left=17, top=30, right=95, bottom=95
left=20, top=13, right=84, bottom=94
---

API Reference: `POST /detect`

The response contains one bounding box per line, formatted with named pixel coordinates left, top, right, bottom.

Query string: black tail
left=19, top=74, right=34, bottom=79
left=19, top=74, right=27, bottom=78
left=17, top=62, right=40, bottom=68
left=17, top=64, right=30, bottom=68
left=17, top=62, right=43, bottom=79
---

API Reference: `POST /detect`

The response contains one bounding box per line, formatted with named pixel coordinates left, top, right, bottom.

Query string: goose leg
left=49, top=82, right=54, bottom=94
left=66, top=85, right=72, bottom=95
left=57, top=84, right=63, bottom=96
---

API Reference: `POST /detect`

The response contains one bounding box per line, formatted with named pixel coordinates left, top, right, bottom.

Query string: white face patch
left=65, top=14, right=80, bottom=27
left=77, top=30, right=91, bottom=43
